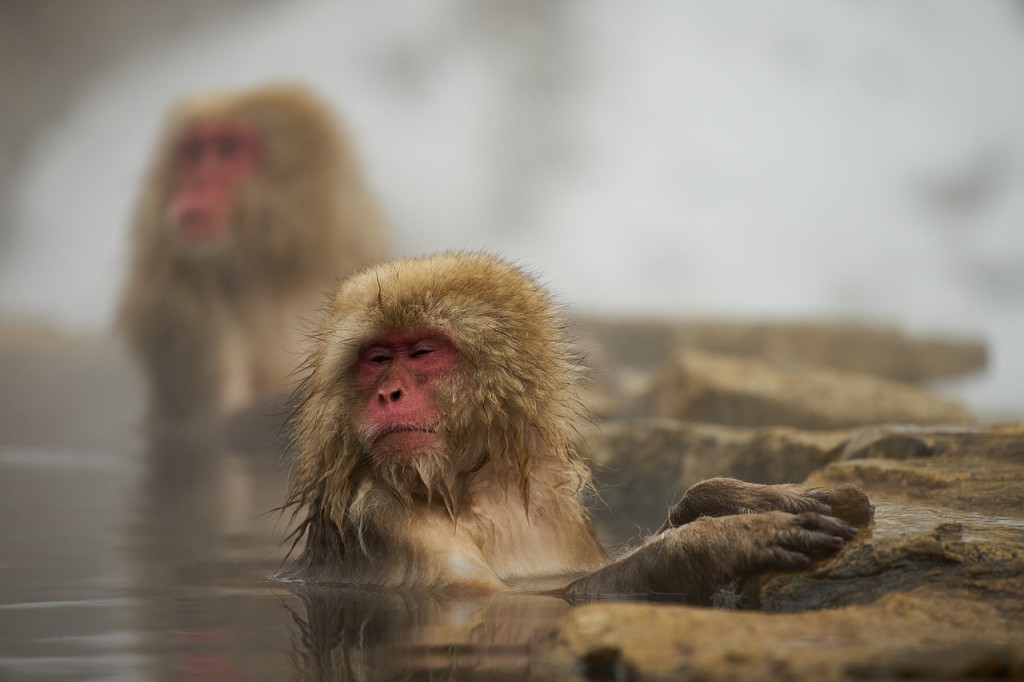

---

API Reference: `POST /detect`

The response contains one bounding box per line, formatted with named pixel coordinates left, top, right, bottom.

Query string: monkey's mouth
left=374, top=425, right=436, bottom=439
left=369, top=427, right=440, bottom=459
left=364, top=423, right=440, bottom=445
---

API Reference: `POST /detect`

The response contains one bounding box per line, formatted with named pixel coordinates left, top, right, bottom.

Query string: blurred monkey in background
left=119, top=84, right=388, bottom=433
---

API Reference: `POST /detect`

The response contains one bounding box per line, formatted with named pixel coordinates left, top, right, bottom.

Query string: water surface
left=0, top=339, right=573, bottom=681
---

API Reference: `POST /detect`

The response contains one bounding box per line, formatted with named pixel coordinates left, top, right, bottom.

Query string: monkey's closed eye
left=366, top=350, right=392, bottom=364
left=410, top=339, right=445, bottom=358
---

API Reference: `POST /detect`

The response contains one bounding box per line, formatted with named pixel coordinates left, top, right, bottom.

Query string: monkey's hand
left=659, top=477, right=874, bottom=532
left=699, top=511, right=857, bottom=578
left=799, top=483, right=874, bottom=527
left=563, top=511, right=857, bottom=602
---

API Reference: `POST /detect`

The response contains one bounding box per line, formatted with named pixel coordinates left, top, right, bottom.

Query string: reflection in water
left=126, top=427, right=577, bottom=681
left=128, top=428, right=296, bottom=682
left=0, top=342, right=585, bottom=680
left=133, top=426, right=288, bottom=584
left=287, top=587, right=570, bottom=681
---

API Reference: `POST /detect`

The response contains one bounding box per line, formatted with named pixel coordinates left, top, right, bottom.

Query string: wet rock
left=548, top=588, right=1024, bottom=681
left=821, top=423, right=1024, bottom=518
left=647, top=349, right=971, bottom=429
left=581, top=419, right=851, bottom=542
left=586, top=421, right=1021, bottom=543
left=742, top=499, right=1024, bottom=611
left=554, top=424, right=1024, bottom=681
left=574, top=316, right=987, bottom=382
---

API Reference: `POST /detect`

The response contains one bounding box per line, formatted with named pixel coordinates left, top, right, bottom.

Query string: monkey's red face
left=168, top=120, right=263, bottom=245
left=356, top=330, right=459, bottom=461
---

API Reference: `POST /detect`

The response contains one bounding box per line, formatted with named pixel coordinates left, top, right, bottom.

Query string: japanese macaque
left=279, top=253, right=871, bottom=601
left=118, top=84, right=388, bottom=429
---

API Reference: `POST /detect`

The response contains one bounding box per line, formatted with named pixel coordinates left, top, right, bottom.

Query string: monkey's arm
left=121, top=286, right=223, bottom=424
left=658, top=477, right=874, bottom=533
left=562, top=511, right=857, bottom=602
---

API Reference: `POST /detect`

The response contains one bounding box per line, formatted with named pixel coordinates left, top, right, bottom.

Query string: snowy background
left=1, top=0, right=1023, bottom=416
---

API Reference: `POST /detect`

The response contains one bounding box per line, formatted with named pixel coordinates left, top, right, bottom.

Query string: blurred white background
left=1, top=0, right=1022, bottom=416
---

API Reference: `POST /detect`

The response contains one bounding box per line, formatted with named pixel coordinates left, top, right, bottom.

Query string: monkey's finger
left=784, top=496, right=832, bottom=516
left=802, top=487, right=831, bottom=502
left=754, top=546, right=813, bottom=573
left=776, top=527, right=845, bottom=556
left=792, top=512, right=858, bottom=540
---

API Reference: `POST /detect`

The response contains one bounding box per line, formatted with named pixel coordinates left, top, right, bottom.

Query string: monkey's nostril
left=389, top=390, right=401, bottom=402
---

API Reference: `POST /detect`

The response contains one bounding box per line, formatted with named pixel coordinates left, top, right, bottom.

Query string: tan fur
left=279, top=253, right=864, bottom=598
left=118, top=83, right=388, bottom=424
left=280, top=252, right=607, bottom=590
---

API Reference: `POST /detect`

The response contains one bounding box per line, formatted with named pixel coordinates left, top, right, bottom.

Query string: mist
left=2, top=0, right=1023, bottom=416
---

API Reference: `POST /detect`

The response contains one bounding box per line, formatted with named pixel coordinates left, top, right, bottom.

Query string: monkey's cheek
left=372, top=431, right=441, bottom=461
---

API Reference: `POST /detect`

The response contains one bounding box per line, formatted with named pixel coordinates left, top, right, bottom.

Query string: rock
left=585, top=421, right=1019, bottom=544
left=742, top=499, right=1024, bottom=611
left=820, top=423, right=1024, bottom=518
left=574, top=316, right=988, bottom=382
left=647, top=349, right=971, bottom=429
left=551, top=424, right=1024, bottom=681
left=548, top=588, right=1024, bottom=681
left=581, top=419, right=851, bottom=543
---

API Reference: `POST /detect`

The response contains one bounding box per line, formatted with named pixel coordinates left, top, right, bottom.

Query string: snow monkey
left=118, top=83, right=389, bottom=430
left=279, top=253, right=870, bottom=600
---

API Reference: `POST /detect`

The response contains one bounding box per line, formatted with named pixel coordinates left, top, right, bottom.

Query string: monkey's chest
left=217, top=328, right=255, bottom=411
left=471, top=503, right=600, bottom=580
left=214, top=306, right=307, bottom=411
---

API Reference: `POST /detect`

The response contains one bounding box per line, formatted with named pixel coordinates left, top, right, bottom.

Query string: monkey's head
left=290, top=252, right=589, bottom=526
left=139, top=84, right=359, bottom=272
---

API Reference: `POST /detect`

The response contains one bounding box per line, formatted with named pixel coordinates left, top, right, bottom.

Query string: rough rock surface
left=581, top=419, right=852, bottom=543
left=548, top=589, right=1023, bottom=681
left=647, top=349, right=972, bottom=429
left=575, top=316, right=987, bottom=381
left=554, top=425, right=1024, bottom=680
